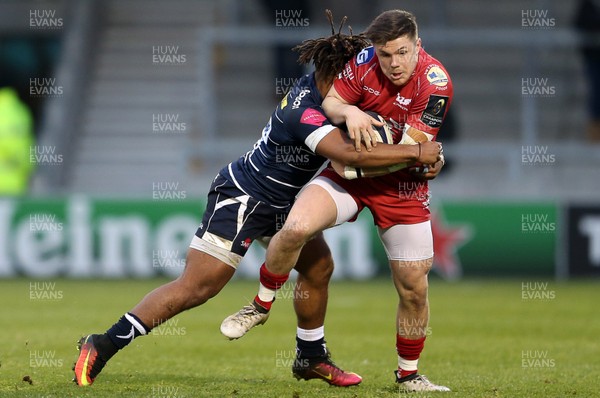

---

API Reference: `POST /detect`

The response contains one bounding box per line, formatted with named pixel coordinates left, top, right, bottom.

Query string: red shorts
left=318, top=167, right=431, bottom=228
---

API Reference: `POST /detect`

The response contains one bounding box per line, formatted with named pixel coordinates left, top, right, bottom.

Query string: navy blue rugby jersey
left=223, top=72, right=337, bottom=207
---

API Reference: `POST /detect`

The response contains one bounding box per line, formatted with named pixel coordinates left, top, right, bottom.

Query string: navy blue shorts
left=190, top=173, right=292, bottom=267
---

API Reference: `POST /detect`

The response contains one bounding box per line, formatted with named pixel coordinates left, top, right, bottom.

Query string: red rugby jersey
left=330, top=45, right=454, bottom=223
left=334, top=45, right=453, bottom=144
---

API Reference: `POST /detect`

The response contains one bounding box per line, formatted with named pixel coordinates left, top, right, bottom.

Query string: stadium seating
left=5, top=0, right=596, bottom=199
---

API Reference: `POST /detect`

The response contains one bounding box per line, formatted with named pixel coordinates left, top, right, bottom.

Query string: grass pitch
left=0, top=278, right=598, bottom=397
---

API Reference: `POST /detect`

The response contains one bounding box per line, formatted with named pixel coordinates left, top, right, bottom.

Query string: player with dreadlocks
left=73, top=10, right=442, bottom=388
left=292, top=10, right=367, bottom=103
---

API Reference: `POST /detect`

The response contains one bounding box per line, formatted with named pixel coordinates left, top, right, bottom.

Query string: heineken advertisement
left=0, top=198, right=559, bottom=279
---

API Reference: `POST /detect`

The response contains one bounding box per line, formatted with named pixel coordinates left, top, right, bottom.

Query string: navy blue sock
left=296, top=336, right=327, bottom=358
left=106, top=313, right=150, bottom=350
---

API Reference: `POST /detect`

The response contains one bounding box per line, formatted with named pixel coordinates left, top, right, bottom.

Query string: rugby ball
left=365, top=111, right=394, bottom=144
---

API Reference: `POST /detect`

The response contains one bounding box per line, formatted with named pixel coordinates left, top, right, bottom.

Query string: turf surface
left=0, top=278, right=598, bottom=397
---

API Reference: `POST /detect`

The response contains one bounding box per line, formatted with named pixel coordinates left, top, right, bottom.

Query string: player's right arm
left=322, top=84, right=383, bottom=152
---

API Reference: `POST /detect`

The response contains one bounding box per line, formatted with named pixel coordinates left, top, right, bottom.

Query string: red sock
left=254, top=263, right=289, bottom=311
left=397, top=335, right=426, bottom=378
left=253, top=296, right=272, bottom=311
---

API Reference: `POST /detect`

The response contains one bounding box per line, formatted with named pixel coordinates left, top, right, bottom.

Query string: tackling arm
left=333, top=125, right=442, bottom=179
left=314, top=127, right=441, bottom=169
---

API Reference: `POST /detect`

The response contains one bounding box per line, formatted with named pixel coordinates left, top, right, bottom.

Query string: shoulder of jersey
left=355, top=46, right=375, bottom=66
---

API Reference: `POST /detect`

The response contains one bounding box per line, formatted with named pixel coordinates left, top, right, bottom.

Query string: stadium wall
left=0, top=197, right=597, bottom=280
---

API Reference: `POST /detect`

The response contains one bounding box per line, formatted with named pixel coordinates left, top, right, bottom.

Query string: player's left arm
left=406, top=89, right=452, bottom=180
left=411, top=65, right=453, bottom=180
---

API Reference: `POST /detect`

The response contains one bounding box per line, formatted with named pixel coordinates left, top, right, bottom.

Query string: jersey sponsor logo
left=393, top=93, right=412, bottom=110
left=363, top=85, right=380, bottom=96
left=356, top=46, right=374, bottom=65
left=240, top=238, right=252, bottom=249
left=432, top=98, right=446, bottom=115
left=292, top=89, right=310, bottom=109
left=342, top=63, right=354, bottom=80
left=421, top=94, right=449, bottom=128
left=300, top=108, right=326, bottom=127
left=426, top=65, right=448, bottom=87
left=280, top=92, right=289, bottom=109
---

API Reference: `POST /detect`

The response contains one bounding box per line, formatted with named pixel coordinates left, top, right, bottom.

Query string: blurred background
left=1, top=0, right=599, bottom=281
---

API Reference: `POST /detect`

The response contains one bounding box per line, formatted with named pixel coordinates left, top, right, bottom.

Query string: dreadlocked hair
left=293, top=9, right=370, bottom=83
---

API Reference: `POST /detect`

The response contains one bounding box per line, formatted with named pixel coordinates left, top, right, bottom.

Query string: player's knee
left=321, top=255, right=334, bottom=280
left=404, top=290, right=428, bottom=309
left=297, top=254, right=334, bottom=286
left=187, top=282, right=221, bottom=307
left=314, top=253, right=334, bottom=281
left=174, top=273, right=223, bottom=308
left=278, top=223, right=314, bottom=248
left=398, top=283, right=428, bottom=308
left=396, top=273, right=429, bottom=309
